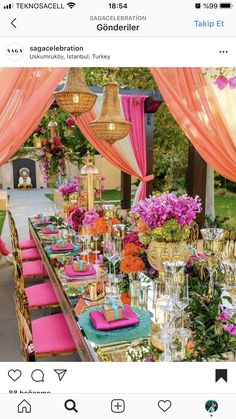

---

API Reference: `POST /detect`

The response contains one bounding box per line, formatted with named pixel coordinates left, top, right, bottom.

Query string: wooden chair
left=8, top=210, right=39, bottom=259
left=14, top=287, right=76, bottom=362
left=8, top=211, right=47, bottom=280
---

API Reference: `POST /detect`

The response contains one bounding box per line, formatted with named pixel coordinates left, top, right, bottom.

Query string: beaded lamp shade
left=54, top=68, right=97, bottom=117
left=90, top=82, right=132, bottom=144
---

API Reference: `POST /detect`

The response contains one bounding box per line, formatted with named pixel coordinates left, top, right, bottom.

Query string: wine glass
left=155, top=279, right=176, bottom=361
left=110, top=239, right=124, bottom=299
left=156, top=280, right=175, bottom=339
left=201, top=228, right=226, bottom=295
left=163, top=260, right=186, bottom=285
left=103, top=240, right=115, bottom=280
left=175, top=274, right=191, bottom=360
left=205, top=255, right=218, bottom=296
left=92, top=234, right=100, bottom=256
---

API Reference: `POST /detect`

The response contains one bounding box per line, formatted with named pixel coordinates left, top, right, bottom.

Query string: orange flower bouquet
left=122, top=243, right=143, bottom=257
left=120, top=255, right=145, bottom=275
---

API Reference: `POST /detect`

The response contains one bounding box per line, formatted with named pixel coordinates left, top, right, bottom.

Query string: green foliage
left=154, top=103, right=189, bottom=191
left=128, top=340, right=162, bottom=362
left=151, top=219, right=190, bottom=242
left=0, top=211, right=6, bottom=234
left=215, top=195, right=236, bottom=229
left=85, top=68, right=156, bottom=90
left=186, top=263, right=236, bottom=361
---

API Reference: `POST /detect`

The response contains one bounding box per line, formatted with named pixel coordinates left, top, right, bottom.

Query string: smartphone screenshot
left=0, top=0, right=235, bottom=417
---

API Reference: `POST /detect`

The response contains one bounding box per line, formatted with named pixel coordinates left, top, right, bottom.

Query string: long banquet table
left=28, top=218, right=152, bottom=362
left=29, top=218, right=98, bottom=361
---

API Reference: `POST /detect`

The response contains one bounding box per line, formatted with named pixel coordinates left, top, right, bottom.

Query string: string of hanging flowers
left=39, top=136, right=67, bottom=182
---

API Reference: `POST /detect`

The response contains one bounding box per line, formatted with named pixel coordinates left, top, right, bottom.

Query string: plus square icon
left=111, top=399, right=125, bottom=413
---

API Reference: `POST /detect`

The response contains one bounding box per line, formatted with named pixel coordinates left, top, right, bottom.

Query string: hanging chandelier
left=90, top=81, right=131, bottom=144
left=54, top=68, right=97, bottom=117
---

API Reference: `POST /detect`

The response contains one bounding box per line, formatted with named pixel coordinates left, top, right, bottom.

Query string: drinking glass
left=138, top=283, right=149, bottom=309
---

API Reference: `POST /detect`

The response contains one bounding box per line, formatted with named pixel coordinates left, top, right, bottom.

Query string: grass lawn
left=45, top=193, right=54, bottom=201
left=215, top=195, right=236, bottom=228
left=0, top=211, right=6, bottom=234
left=45, top=190, right=130, bottom=203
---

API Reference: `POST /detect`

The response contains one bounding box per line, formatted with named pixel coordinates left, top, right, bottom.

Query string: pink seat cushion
left=32, top=313, right=76, bottom=354
left=23, top=260, right=47, bottom=278
left=22, top=248, right=40, bottom=261
left=25, top=283, right=58, bottom=308
left=20, top=239, right=37, bottom=250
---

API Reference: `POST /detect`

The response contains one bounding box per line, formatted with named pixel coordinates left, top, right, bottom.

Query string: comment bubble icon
left=31, top=369, right=44, bottom=383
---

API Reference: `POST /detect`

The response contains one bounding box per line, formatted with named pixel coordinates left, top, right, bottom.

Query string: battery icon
left=220, top=2, right=233, bottom=7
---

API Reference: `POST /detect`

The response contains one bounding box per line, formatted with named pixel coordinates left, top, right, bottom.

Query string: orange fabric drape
left=75, top=111, right=140, bottom=177
left=0, top=68, right=67, bottom=165
left=150, top=68, right=236, bottom=182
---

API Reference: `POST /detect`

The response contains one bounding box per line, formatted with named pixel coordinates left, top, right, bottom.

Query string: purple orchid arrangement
left=219, top=309, right=236, bottom=336
left=58, top=181, right=80, bottom=197
left=131, top=192, right=202, bottom=231
left=82, top=208, right=99, bottom=227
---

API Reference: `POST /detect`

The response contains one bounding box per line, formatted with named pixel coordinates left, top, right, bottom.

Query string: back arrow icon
left=11, top=18, right=17, bottom=28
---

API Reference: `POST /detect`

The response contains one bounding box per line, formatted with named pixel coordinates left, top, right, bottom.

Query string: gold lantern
left=33, top=136, right=43, bottom=149
left=80, top=153, right=102, bottom=210
left=47, top=115, right=59, bottom=139
left=90, top=81, right=132, bottom=144
left=54, top=68, right=97, bottom=117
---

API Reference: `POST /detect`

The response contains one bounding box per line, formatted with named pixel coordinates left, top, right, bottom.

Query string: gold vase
left=147, top=241, right=190, bottom=273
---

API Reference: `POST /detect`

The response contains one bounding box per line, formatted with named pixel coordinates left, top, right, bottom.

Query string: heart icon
left=8, top=369, right=22, bottom=382
left=158, top=400, right=172, bottom=412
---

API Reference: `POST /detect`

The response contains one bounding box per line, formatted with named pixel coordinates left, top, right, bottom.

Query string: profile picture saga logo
left=6, top=43, right=24, bottom=61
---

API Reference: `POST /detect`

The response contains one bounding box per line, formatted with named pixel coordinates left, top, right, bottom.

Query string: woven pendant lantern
left=54, top=68, right=97, bottom=117
left=90, top=82, right=131, bottom=144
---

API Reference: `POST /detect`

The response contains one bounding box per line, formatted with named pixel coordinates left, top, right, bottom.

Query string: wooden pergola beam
left=186, top=142, right=207, bottom=227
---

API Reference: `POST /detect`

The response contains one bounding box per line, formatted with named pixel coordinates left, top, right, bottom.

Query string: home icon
left=18, top=399, right=31, bottom=414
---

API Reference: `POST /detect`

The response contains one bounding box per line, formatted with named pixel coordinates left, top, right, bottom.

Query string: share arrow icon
left=54, top=369, right=67, bottom=381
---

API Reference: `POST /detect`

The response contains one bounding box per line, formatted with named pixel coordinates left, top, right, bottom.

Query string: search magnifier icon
left=64, top=399, right=78, bottom=413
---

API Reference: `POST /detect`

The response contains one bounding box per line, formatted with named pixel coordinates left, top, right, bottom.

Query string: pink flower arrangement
left=131, top=192, right=202, bottom=231
left=39, top=136, right=66, bottom=181
left=68, top=207, right=100, bottom=231
left=124, top=231, right=145, bottom=248
left=58, top=182, right=80, bottom=197
left=82, top=208, right=99, bottom=227
left=34, top=126, right=45, bottom=136
left=66, top=117, right=75, bottom=127
left=68, top=207, right=85, bottom=232
left=219, top=309, right=236, bottom=336
left=224, top=324, right=236, bottom=336
left=214, top=75, right=236, bottom=90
